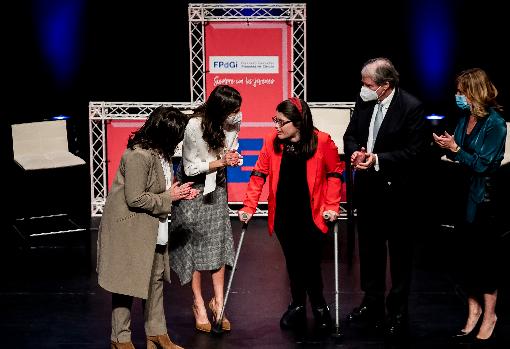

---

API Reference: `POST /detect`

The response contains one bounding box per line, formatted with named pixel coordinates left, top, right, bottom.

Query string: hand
left=183, top=188, right=200, bottom=200
left=238, top=210, right=252, bottom=223
left=232, top=151, right=243, bottom=166
left=322, top=210, right=339, bottom=222
left=355, top=152, right=376, bottom=170
left=224, top=150, right=242, bottom=167
left=169, top=182, right=192, bottom=201
left=351, top=147, right=367, bottom=167
left=433, top=131, right=457, bottom=151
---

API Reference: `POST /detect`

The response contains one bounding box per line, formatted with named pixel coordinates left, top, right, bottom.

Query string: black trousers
left=356, top=195, right=414, bottom=316
left=275, top=224, right=327, bottom=308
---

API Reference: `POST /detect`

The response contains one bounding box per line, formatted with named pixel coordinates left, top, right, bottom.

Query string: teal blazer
left=448, top=108, right=507, bottom=222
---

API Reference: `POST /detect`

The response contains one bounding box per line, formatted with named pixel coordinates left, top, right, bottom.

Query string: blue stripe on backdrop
left=228, top=138, right=263, bottom=183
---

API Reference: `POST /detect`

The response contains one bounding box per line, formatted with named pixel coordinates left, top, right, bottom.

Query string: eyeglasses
left=272, top=116, right=292, bottom=127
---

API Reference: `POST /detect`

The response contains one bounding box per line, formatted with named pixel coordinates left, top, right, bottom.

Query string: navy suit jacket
left=344, top=88, right=429, bottom=204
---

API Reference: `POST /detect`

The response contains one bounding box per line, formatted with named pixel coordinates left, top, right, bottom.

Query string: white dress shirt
left=182, top=116, right=241, bottom=195
left=157, top=155, right=172, bottom=245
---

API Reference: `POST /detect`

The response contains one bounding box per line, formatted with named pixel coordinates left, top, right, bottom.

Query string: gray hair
left=361, top=57, right=400, bottom=88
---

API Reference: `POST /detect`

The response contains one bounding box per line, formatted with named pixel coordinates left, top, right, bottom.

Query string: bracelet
left=452, top=145, right=460, bottom=153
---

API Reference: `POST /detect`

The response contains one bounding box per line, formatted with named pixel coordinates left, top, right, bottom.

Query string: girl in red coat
left=238, top=98, right=344, bottom=331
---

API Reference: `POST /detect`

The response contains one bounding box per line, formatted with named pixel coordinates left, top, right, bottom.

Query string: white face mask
left=225, top=111, right=242, bottom=125
left=359, top=85, right=382, bottom=102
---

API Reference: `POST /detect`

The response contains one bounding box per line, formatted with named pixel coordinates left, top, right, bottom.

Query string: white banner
left=209, top=56, right=279, bottom=74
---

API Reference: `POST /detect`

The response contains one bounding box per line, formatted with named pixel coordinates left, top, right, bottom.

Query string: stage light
left=426, top=114, right=446, bottom=134
left=50, top=115, right=71, bottom=121
left=426, top=114, right=445, bottom=121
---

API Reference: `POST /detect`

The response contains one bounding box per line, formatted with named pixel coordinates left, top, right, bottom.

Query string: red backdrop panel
left=205, top=22, right=292, bottom=202
left=106, top=120, right=144, bottom=190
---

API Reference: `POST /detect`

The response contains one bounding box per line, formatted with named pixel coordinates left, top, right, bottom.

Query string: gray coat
left=97, top=147, right=173, bottom=299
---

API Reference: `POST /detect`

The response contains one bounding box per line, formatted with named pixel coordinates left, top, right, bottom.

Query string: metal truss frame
left=89, top=102, right=355, bottom=217
left=188, top=3, right=306, bottom=103
left=88, top=102, right=199, bottom=217
left=89, top=4, right=354, bottom=218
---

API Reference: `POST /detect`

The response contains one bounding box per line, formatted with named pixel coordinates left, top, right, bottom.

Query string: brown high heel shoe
left=209, top=298, right=231, bottom=331
left=192, top=303, right=212, bottom=333
left=146, top=334, right=184, bottom=349
left=111, top=341, right=136, bottom=349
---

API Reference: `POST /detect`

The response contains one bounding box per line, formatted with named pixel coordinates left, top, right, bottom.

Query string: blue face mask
left=455, top=94, right=470, bottom=111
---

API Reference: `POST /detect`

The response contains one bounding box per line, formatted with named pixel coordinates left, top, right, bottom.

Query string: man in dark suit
left=343, top=57, right=429, bottom=338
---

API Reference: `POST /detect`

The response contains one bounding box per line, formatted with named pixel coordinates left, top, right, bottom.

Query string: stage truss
left=188, top=3, right=306, bottom=103
left=89, top=102, right=354, bottom=218
left=88, top=102, right=199, bottom=217
left=89, top=4, right=353, bottom=218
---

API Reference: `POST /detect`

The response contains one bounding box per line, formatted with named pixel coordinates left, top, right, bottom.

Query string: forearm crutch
left=211, top=220, right=249, bottom=335
left=323, top=212, right=343, bottom=339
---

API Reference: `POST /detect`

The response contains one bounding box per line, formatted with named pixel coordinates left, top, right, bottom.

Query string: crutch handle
left=323, top=212, right=338, bottom=221
left=239, top=211, right=252, bottom=224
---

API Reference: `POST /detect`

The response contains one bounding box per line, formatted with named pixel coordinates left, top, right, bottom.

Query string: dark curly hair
left=127, top=106, right=188, bottom=162
left=198, top=85, right=242, bottom=151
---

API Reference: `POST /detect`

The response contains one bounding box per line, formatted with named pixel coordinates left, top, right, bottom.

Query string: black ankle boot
left=280, top=304, right=306, bottom=330
left=312, top=305, right=332, bottom=331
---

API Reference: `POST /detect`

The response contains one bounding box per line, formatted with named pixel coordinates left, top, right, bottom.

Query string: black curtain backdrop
left=3, top=0, right=509, bottom=120
left=1, top=0, right=508, bottom=182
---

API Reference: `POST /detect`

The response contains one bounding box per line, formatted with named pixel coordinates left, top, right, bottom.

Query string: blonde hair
left=456, top=68, right=502, bottom=118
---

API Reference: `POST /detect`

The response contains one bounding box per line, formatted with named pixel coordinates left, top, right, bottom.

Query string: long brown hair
left=456, top=68, right=503, bottom=118
left=199, top=85, right=242, bottom=151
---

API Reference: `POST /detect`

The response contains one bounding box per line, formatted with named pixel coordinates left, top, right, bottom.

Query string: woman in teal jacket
left=434, top=68, right=507, bottom=343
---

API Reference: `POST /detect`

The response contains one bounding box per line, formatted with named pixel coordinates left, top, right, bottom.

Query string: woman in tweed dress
left=97, top=106, right=198, bottom=349
left=169, top=85, right=242, bottom=333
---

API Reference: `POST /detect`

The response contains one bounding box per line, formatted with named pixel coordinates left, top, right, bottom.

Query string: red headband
left=289, top=97, right=302, bottom=115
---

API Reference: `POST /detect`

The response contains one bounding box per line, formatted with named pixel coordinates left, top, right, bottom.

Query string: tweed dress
left=169, top=168, right=234, bottom=285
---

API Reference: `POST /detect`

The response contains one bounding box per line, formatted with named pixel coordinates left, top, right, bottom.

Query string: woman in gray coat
left=97, top=106, right=198, bottom=349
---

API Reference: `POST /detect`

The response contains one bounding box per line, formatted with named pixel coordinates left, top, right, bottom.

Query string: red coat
left=241, top=129, right=344, bottom=235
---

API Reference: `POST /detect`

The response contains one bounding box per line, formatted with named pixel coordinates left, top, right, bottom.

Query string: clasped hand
left=223, top=150, right=242, bottom=167
left=169, top=181, right=199, bottom=201
left=350, top=147, right=375, bottom=170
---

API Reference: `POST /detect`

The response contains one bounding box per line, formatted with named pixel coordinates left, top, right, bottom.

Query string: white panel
left=12, top=120, right=69, bottom=156
left=11, top=120, right=85, bottom=170
left=310, top=108, right=351, bottom=154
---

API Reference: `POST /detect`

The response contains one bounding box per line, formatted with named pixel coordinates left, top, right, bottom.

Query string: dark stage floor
left=1, top=217, right=509, bottom=349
